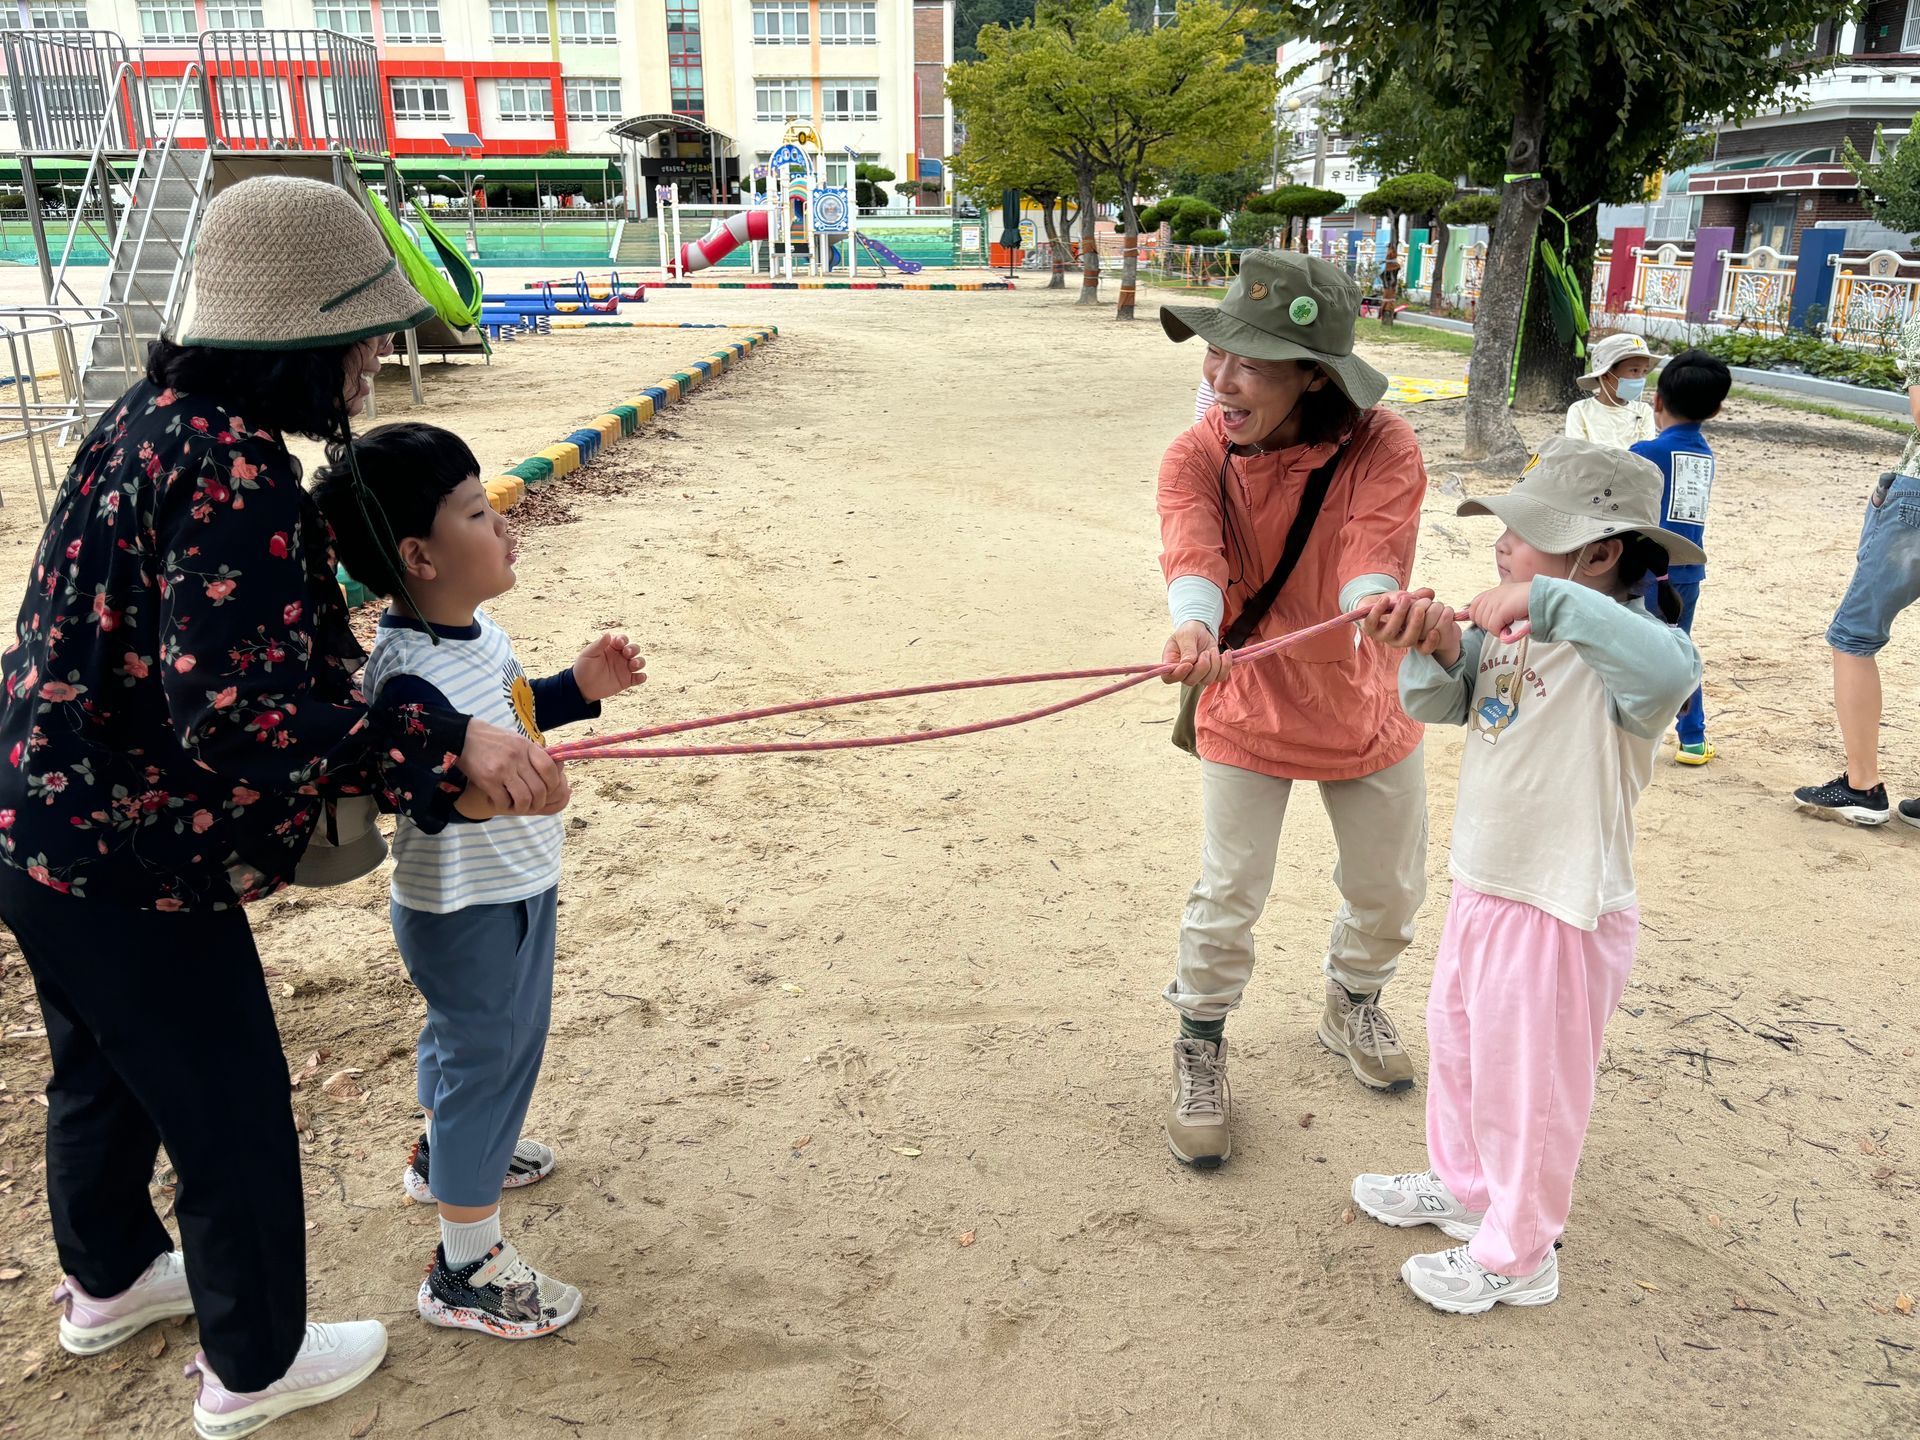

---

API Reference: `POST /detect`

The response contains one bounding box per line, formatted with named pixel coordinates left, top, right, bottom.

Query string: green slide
left=362, top=186, right=483, bottom=334
left=410, top=202, right=485, bottom=316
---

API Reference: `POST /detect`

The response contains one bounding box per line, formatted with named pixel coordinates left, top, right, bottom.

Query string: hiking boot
left=403, top=1132, right=555, bottom=1205
left=52, top=1249, right=194, bottom=1355
left=1318, top=981, right=1416, bottom=1092
left=1351, top=1169, right=1484, bottom=1241
left=1793, top=774, right=1889, bottom=826
left=1400, top=1245, right=1559, bottom=1315
left=186, top=1320, right=387, bottom=1439
left=417, top=1242, right=582, bottom=1340
left=1166, top=1037, right=1231, bottom=1170
left=1898, top=797, right=1920, bottom=830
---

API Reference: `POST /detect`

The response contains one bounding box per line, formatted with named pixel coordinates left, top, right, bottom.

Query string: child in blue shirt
left=1631, top=349, right=1731, bottom=764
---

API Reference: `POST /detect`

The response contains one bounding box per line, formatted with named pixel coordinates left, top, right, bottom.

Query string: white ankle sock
left=441, top=1210, right=501, bottom=1268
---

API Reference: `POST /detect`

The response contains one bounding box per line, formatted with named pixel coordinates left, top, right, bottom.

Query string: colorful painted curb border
left=639, top=280, right=1016, bottom=293
left=480, top=325, right=779, bottom=514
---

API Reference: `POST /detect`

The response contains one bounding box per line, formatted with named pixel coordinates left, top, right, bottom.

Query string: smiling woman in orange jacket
left=1154, top=249, right=1432, bottom=1171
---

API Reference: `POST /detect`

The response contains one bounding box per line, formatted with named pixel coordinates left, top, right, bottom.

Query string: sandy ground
left=0, top=266, right=1916, bottom=1440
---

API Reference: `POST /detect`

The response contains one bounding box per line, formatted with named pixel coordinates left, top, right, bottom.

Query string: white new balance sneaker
left=1400, top=1245, right=1559, bottom=1315
left=1351, top=1169, right=1485, bottom=1241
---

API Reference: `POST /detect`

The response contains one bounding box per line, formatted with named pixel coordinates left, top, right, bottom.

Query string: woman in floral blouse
left=3, top=178, right=569, bottom=1436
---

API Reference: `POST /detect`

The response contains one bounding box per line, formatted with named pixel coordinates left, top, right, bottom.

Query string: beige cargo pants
left=1162, top=749, right=1428, bottom=1020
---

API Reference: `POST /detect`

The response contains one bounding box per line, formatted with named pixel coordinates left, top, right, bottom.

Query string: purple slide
left=853, top=233, right=923, bottom=275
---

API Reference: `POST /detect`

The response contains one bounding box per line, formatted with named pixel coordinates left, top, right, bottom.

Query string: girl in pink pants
left=1347, top=437, right=1703, bottom=1314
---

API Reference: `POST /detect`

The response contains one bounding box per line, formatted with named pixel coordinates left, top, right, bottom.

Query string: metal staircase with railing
left=62, top=99, right=214, bottom=406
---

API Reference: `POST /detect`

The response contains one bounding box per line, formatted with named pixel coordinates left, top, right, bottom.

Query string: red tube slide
left=673, top=209, right=774, bottom=276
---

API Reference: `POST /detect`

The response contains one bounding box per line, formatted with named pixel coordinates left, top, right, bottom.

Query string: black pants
left=0, top=866, right=306, bottom=1390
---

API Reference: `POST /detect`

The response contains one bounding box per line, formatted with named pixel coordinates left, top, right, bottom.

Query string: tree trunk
left=1380, top=209, right=1401, bottom=327
left=1464, top=82, right=1550, bottom=466
left=1428, top=215, right=1450, bottom=315
left=1050, top=198, right=1071, bottom=289
left=1076, top=164, right=1100, bottom=305
left=1511, top=197, right=1598, bottom=412
left=1116, top=190, right=1140, bottom=321
left=1039, top=202, right=1065, bottom=290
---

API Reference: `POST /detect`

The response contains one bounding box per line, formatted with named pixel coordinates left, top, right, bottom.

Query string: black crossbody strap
left=1220, top=442, right=1348, bottom=651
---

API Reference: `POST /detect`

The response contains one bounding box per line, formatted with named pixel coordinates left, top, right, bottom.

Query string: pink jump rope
left=551, top=596, right=1522, bottom=763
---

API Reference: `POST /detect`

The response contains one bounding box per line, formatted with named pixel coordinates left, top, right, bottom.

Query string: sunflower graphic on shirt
left=506, top=663, right=545, bottom=746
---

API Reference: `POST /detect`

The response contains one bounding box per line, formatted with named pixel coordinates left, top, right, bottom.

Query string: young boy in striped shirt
left=314, top=423, right=644, bottom=1340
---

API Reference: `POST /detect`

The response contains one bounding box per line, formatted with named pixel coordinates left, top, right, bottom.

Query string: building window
left=818, top=0, right=876, bottom=44
left=557, top=0, right=617, bottom=43
left=491, top=0, right=550, bottom=44
left=382, top=0, right=443, bottom=41
left=1873, top=129, right=1910, bottom=164
left=138, top=1, right=198, bottom=41
left=1646, top=193, right=1702, bottom=244
left=389, top=78, right=452, bottom=121
left=314, top=1, right=373, bottom=36
left=667, top=0, right=704, bottom=118
left=205, top=3, right=266, bottom=26
left=496, top=80, right=553, bottom=122
left=755, top=77, right=810, bottom=123
left=0, top=0, right=90, bottom=25
left=215, top=76, right=281, bottom=121
left=147, top=78, right=205, bottom=118
left=1906, top=0, right=1920, bottom=52
left=752, top=0, right=808, bottom=43
left=823, top=151, right=878, bottom=187
left=0, top=84, right=10, bottom=118
left=820, top=79, right=878, bottom=121
left=564, top=78, right=621, bottom=120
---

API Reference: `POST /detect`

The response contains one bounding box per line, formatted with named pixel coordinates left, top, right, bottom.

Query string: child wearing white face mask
left=1565, top=333, right=1657, bottom=450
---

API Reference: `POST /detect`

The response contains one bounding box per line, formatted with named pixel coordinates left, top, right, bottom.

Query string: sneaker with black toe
left=1351, top=1169, right=1484, bottom=1241
left=186, top=1320, right=387, bottom=1439
left=417, top=1241, right=582, bottom=1340
left=1899, top=797, right=1920, bottom=830
left=1793, top=774, right=1890, bottom=825
left=51, top=1249, right=194, bottom=1355
left=1400, top=1245, right=1559, bottom=1314
left=1166, top=1037, right=1231, bottom=1169
left=404, top=1132, right=556, bottom=1205
left=1318, top=980, right=1416, bottom=1092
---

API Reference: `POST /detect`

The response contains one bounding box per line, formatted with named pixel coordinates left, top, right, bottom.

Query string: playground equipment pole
left=655, top=185, right=669, bottom=280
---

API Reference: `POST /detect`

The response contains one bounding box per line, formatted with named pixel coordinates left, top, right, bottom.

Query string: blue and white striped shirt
left=364, top=612, right=597, bottom=915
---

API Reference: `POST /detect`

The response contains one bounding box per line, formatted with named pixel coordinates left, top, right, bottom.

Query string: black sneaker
left=1899, top=798, right=1920, bottom=830
left=1792, top=774, right=1890, bottom=826
left=417, top=1242, right=582, bottom=1339
left=403, top=1131, right=556, bottom=1205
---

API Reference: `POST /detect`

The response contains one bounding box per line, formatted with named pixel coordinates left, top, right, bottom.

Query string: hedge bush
left=1699, top=332, right=1902, bottom=393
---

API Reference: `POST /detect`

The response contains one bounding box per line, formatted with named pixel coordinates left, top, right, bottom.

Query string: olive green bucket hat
left=1160, top=249, right=1389, bottom=411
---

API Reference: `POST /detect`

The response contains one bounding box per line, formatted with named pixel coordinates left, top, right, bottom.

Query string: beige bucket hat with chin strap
left=181, top=175, right=434, bottom=351
left=1457, top=435, right=1706, bottom=568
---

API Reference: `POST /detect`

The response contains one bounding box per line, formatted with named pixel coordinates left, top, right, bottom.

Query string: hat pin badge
left=1289, top=295, right=1318, bottom=325
left=1248, top=280, right=1269, bottom=300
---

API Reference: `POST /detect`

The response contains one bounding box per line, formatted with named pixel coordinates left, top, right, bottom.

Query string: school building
left=0, top=0, right=955, bottom=206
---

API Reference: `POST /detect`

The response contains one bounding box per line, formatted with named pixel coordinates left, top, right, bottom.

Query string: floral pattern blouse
left=0, top=379, right=470, bottom=911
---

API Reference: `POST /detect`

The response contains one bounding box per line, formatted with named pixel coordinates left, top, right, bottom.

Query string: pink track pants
left=1426, top=883, right=1638, bottom=1277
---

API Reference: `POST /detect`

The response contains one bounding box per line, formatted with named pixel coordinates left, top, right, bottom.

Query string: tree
left=1295, top=0, right=1830, bottom=464
left=1358, top=172, right=1454, bottom=268
left=1438, top=193, right=1501, bottom=228
left=955, top=0, right=1036, bottom=61
left=854, top=163, right=896, bottom=211
left=1139, top=195, right=1224, bottom=244
left=948, top=13, right=1109, bottom=304
left=1160, top=157, right=1270, bottom=219
left=1029, top=0, right=1277, bottom=320
left=949, top=92, right=1086, bottom=287
left=1248, top=184, right=1347, bottom=251
left=1843, top=128, right=1920, bottom=243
